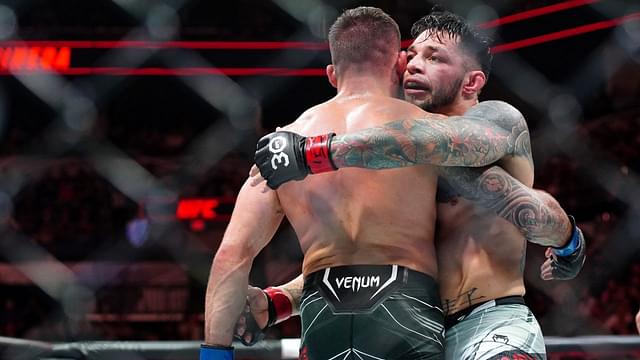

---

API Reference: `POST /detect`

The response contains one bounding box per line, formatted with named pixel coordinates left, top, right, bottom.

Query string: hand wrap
left=550, top=216, right=586, bottom=280
left=200, top=345, right=234, bottom=360
left=235, top=287, right=293, bottom=346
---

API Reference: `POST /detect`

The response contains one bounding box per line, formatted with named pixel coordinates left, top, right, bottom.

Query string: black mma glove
left=234, top=287, right=293, bottom=346
left=254, top=131, right=336, bottom=189
left=549, top=216, right=586, bottom=280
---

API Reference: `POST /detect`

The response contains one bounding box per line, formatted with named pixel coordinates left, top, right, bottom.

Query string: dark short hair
left=328, top=7, right=401, bottom=74
left=411, top=10, right=492, bottom=78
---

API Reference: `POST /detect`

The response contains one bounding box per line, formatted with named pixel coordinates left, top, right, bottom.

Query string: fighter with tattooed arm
left=247, top=10, right=585, bottom=360
left=205, top=8, right=451, bottom=360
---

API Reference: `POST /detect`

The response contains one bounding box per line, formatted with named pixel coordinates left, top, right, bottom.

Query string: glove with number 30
left=254, top=131, right=336, bottom=189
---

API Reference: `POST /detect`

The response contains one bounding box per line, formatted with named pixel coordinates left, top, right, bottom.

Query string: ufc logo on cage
left=268, top=135, right=290, bottom=170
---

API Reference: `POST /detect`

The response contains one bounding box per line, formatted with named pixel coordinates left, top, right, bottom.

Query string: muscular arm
left=204, top=178, right=285, bottom=346
left=439, top=165, right=572, bottom=246
left=328, top=97, right=572, bottom=245
left=330, top=101, right=527, bottom=169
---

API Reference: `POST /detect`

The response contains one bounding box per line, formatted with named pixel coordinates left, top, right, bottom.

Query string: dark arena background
left=0, top=0, right=639, bottom=359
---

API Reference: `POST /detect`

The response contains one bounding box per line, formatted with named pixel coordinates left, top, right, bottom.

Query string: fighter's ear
left=326, top=64, right=338, bottom=88
left=462, top=70, right=486, bottom=98
left=396, top=51, right=408, bottom=79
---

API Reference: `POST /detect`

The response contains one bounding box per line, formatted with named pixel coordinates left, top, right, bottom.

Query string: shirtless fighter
left=248, top=10, right=586, bottom=360
left=205, top=7, right=457, bottom=360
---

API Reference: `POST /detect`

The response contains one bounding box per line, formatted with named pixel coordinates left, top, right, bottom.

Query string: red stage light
left=0, top=46, right=70, bottom=71
left=176, top=198, right=220, bottom=220
left=1, top=1, right=636, bottom=76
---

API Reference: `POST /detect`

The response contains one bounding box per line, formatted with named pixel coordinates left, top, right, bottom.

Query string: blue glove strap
left=553, top=215, right=580, bottom=257
left=200, top=344, right=234, bottom=360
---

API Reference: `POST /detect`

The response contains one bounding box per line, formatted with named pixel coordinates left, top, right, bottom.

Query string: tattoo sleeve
left=439, top=165, right=572, bottom=247
left=330, top=101, right=525, bottom=169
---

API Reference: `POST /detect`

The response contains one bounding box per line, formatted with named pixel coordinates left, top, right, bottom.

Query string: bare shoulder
left=474, top=100, right=523, bottom=116
left=465, top=100, right=528, bottom=132
left=391, top=96, right=427, bottom=112
left=468, top=101, right=532, bottom=165
left=384, top=96, right=442, bottom=121
left=278, top=103, right=327, bottom=132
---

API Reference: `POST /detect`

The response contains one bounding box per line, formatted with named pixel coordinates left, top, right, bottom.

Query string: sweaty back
left=276, top=95, right=439, bottom=277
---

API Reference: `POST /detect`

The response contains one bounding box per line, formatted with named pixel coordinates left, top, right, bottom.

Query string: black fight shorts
left=299, top=265, right=444, bottom=360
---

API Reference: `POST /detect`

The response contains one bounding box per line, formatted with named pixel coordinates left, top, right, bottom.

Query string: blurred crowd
left=0, top=0, right=638, bottom=351
left=0, top=99, right=638, bottom=342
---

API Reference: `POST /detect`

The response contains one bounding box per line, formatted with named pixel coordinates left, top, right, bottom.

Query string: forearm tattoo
left=440, top=166, right=570, bottom=247
left=330, top=101, right=525, bottom=169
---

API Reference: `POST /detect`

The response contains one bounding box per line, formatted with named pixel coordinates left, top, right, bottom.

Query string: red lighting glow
left=176, top=198, right=220, bottom=220
left=491, top=12, right=640, bottom=53
left=0, top=1, right=636, bottom=76
left=0, top=46, right=70, bottom=71
left=176, top=198, right=233, bottom=230
left=477, top=0, right=600, bottom=29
